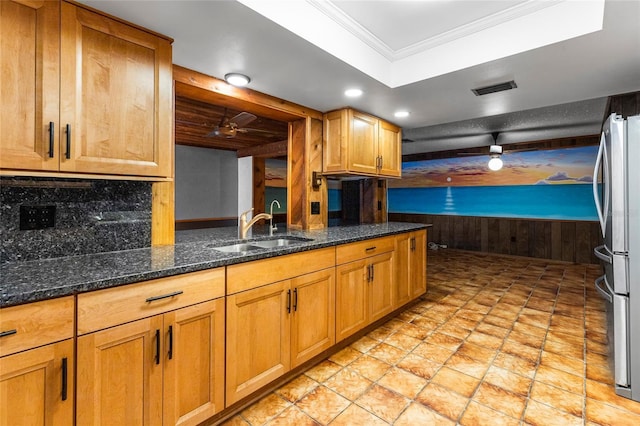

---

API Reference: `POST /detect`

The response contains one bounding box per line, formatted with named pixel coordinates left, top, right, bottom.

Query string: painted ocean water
left=388, top=184, right=598, bottom=220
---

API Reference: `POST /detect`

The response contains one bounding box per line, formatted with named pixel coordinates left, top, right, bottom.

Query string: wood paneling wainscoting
left=389, top=213, right=601, bottom=264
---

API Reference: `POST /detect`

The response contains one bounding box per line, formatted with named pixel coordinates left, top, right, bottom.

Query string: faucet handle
left=241, top=208, right=254, bottom=218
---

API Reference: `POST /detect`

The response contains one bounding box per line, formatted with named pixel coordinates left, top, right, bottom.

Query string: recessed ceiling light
left=394, top=111, right=410, bottom=118
left=344, top=88, right=363, bottom=97
left=224, top=73, right=251, bottom=87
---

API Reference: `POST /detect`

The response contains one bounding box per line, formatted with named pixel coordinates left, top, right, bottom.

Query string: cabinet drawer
left=0, top=296, right=74, bottom=357
left=336, top=236, right=395, bottom=265
left=227, top=247, right=336, bottom=295
left=77, top=268, right=224, bottom=335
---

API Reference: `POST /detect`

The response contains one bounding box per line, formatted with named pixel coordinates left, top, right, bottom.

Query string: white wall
left=175, top=145, right=238, bottom=220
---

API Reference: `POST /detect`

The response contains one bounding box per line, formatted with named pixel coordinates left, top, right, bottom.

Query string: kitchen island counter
left=1, top=222, right=429, bottom=307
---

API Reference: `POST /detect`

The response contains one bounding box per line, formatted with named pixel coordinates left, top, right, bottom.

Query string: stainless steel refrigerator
left=593, top=113, right=640, bottom=401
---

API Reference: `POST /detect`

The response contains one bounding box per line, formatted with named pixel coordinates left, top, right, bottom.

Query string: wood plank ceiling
left=175, top=96, right=289, bottom=154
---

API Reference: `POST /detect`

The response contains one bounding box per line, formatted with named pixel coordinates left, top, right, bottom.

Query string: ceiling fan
left=206, top=109, right=286, bottom=139
left=205, top=110, right=258, bottom=138
left=457, top=132, right=536, bottom=157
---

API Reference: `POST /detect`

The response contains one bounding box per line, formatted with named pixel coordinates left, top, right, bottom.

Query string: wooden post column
left=288, top=117, right=327, bottom=230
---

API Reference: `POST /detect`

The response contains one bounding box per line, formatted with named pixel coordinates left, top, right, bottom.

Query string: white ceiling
left=81, top=0, right=640, bottom=154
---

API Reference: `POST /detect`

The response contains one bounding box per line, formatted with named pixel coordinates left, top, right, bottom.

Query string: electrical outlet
left=38, top=206, right=56, bottom=228
left=20, top=205, right=56, bottom=230
left=311, top=202, right=320, bottom=215
left=20, top=206, right=39, bottom=230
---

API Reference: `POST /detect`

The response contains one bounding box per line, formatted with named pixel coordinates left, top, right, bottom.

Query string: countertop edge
left=1, top=223, right=431, bottom=308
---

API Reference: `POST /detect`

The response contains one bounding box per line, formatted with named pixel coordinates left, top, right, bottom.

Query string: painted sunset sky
left=389, top=145, right=598, bottom=188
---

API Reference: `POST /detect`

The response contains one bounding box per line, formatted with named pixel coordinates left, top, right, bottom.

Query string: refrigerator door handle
left=594, top=275, right=612, bottom=303
left=594, top=245, right=613, bottom=264
left=591, top=132, right=607, bottom=237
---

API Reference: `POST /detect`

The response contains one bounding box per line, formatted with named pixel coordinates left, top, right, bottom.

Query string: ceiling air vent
left=471, top=80, right=517, bottom=96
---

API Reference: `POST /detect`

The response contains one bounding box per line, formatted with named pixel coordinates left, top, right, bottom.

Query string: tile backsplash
left=0, top=177, right=152, bottom=262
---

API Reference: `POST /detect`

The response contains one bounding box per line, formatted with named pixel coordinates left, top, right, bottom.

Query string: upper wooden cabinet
left=0, top=0, right=173, bottom=178
left=0, top=0, right=61, bottom=172
left=323, top=108, right=401, bottom=178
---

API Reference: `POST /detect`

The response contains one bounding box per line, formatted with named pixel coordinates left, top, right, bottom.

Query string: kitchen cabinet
left=335, top=236, right=396, bottom=342
left=76, top=269, right=225, bottom=426
left=323, top=108, right=401, bottom=178
left=225, top=249, right=335, bottom=405
left=0, top=297, right=75, bottom=426
left=0, top=0, right=173, bottom=178
left=0, top=0, right=60, bottom=172
left=395, top=229, right=427, bottom=308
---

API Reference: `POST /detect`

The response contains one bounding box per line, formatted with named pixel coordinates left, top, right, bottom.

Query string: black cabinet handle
left=371, top=264, right=375, bottom=281
left=410, top=237, right=416, bottom=251
left=293, top=288, right=298, bottom=312
left=65, top=124, right=71, bottom=159
left=48, top=122, right=55, bottom=158
left=365, top=246, right=376, bottom=252
left=168, top=325, right=173, bottom=360
left=145, top=290, right=183, bottom=303
left=61, top=357, right=68, bottom=401
left=286, top=289, right=291, bottom=313
left=0, top=329, right=17, bottom=338
left=154, top=329, right=160, bottom=365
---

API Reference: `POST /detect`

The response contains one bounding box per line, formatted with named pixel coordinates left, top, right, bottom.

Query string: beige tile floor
left=222, top=249, right=640, bottom=425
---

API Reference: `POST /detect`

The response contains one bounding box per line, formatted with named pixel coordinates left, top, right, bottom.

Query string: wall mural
left=265, top=159, right=287, bottom=213
left=388, top=145, right=599, bottom=220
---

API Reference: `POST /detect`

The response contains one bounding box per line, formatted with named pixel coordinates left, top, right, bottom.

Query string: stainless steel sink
left=210, top=237, right=312, bottom=254
left=211, top=243, right=261, bottom=254
left=250, top=237, right=312, bottom=248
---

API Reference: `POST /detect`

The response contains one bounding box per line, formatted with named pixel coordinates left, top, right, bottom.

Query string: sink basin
left=250, top=237, right=313, bottom=249
left=209, top=237, right=313, bottom=254
left=211, top=243, right=261, bottom=254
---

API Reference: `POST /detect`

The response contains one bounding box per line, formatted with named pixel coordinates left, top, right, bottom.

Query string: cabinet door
left=323, top=109, right=347, bottom=173
left=378, top=120, right=402, bottom=177
left=226, top=281, right=291, bottom=406
left=395, top=233, right=412, bottom=308
left=369, top=251, right=395, bottom=323
left=77, top=316, right=163, bottom=426
left=60, top=2, right=172, bottom=177
left=163, top=299, right=225, bottom=426
left=347, top=111, right=379, bottom=175
left=0, top=339, right=73, bottom=426
left=290, top=268, right=335, bottom=367
left=410, top=230, right=427, bottom=298
left=335, top=259, right=368, bottom=342
left=0, top=0, right=59, bottom=171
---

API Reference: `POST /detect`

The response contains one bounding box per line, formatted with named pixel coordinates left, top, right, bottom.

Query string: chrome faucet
left=269, top=200, right=281, bottom=236
left=238, top=208, right=272, bottom=239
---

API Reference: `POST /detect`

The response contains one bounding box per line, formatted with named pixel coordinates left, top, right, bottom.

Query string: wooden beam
left=173, top=65, right=323, bottom=122
left=237, top=140, right=288, bottom=158
left=253, top=158, right=266, bottom=217
left=403, top=134, right=600, bottom=162
left=287, top=117, right=326, bottom=230
left=152, top=181, right=175, bottom=245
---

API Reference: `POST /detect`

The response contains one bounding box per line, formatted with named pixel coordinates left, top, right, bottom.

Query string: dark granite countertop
left=1, top=222, right=429, bottom=308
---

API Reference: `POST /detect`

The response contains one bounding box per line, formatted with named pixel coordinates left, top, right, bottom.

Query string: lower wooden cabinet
left=77, top=298, right=225, bottom=426
left=0, top=339, right=74, bottom=426
left=290, top=269, right=336, bottom=367
left=0, top=296, right=75, bottom=426
left=226, top=268, right=335, bottom=406
left=336, top=250, right=395, bottom=343
left=395, top=229, right=427, bottom=307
